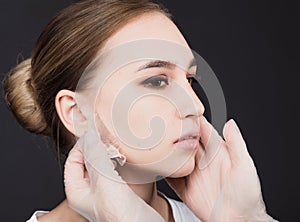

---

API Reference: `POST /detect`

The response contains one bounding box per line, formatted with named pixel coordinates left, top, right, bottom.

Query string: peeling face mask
left=73, top=39, right=227, bottom=184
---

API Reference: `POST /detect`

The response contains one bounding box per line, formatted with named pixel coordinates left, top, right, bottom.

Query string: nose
left=175, top=79, right=205, bottom=119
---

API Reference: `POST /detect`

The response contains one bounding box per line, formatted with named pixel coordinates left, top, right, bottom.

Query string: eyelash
left=142, top=75, right=195, bottom=89
left=142, top=75, right=169, bottom=89
left=187, top=76, right=195, bottom=85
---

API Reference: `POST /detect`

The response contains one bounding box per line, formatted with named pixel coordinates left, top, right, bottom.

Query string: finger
left=199, top=116, right=213, bottom=147
left=82, top=121, right=124, bottom=184
left=222, top=119, right=251, bottom=166
left=195, top=142, right=205, bottom=167
left=64, top=143, right=89, bottom=194
left=198, top=116, right=223, bottom=169
left=83, top=128, right=117, bottom=173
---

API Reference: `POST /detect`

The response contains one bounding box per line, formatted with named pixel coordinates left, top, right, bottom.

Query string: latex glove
left=166, top=116, right=278, bottom=222
left=64, top=114, right=164, bottom=222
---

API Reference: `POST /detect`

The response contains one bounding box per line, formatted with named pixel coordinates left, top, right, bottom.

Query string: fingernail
left=231, top=119, right=240, bottom=134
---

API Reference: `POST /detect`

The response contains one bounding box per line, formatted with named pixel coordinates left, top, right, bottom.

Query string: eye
left=187, top=76, right=195, bottom=85
left=142, top=75, right=169, bottom=89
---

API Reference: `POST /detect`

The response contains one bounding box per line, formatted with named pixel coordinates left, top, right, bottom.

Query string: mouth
left=173, top=132, right=200, bottom=150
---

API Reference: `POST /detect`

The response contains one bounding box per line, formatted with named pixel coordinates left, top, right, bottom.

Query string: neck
left=116, top=165, right=173, bottom=221
left=128, top=182, right=157, bottom=204
left=128, top=182, right=171, bottom=221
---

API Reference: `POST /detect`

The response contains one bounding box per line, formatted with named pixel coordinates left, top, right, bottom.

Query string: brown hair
left=3, top=0, right=171, bottom=157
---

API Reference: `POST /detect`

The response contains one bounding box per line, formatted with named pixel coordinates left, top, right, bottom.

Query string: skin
left=41, top=12, right=204, bottom=222
left=91, top=11, right=205, bottom=217
left=39, top=11, right=273, bottom=222
left=37, top=201, right=87, bottom=222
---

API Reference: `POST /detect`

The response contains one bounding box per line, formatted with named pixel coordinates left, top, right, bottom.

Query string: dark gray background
left=0, top=0, right=298, bottom=221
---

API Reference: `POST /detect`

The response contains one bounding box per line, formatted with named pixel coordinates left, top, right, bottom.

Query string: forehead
left=102, top=12, right=190, bottom=52
left=80, top=12, right=195, bottom=91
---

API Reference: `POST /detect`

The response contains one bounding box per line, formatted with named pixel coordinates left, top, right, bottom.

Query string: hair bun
left=3, top=59, right=49, bottom=135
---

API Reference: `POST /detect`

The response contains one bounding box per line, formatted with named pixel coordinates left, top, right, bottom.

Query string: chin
left=168, top=156, right=196, bottom=178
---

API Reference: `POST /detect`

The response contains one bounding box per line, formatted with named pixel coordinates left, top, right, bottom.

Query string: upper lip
left=174, top=131, right=200, bottom=143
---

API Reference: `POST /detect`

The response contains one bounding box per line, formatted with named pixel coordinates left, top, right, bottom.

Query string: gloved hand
left=64, top=114, right=164, bottom=222
left=166, top=116, right=278, bottom=222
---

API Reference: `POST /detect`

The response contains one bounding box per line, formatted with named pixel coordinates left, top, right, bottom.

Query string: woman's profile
left=3, top=0, right=279, bottom=221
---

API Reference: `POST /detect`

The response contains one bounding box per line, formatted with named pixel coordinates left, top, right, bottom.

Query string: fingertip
left=64, top=145, right=86, bottom=185
left=67, top=143, right=84, bottom=164
left=226, top=116, right=241, bottom=129
left=199, top=115, right=211, bottom=135
left=200, top=115, right=209, bottom=126
left=199, top=116, right=209, bottom=145
left=223, top=118, right=249, bottom=162
left=230, top=119, right=241, bottom=134
left=223, top=119, right=233, bottom=140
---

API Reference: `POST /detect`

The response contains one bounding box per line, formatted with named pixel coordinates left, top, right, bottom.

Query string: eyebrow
left=137, top=60, right=175, bottom=72
left=136, top=59, right=197, bottom=73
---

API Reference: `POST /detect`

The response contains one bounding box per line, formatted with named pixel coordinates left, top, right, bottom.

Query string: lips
left=174, top=131, right=200, bottom=144
left=173, top=131, right=200, bottom=150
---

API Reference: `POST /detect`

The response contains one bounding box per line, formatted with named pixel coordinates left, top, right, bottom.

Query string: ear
left=55, top=90, right=87, bottom=137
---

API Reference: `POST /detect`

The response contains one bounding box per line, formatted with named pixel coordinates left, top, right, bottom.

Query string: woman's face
left=89, top=12, right=205, bottom=182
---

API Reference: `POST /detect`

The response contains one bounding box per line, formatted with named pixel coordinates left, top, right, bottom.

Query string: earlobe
left=55, top=90, right=87, bottom=137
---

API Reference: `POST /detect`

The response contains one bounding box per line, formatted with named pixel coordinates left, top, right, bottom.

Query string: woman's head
left=3, top=0, right=171, bottom=154
left=3, top=0, right=205, bottom=182
left=81, top=13, right=206, bottom=182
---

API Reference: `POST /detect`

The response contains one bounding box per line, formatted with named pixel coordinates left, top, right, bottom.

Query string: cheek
left=123, top=95, right=182, bottom=164
left=95, top=81, right=190, bottom=168
left=128, top=95, right=177, bottom=138
left=95, top=94, right=182, bottom=164
left=95, top=90, right=197, bottom=178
